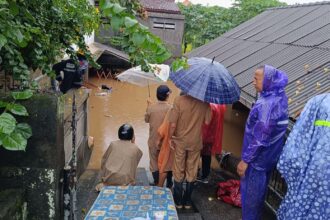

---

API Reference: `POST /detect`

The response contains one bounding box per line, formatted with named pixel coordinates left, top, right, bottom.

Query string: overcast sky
left=176, top=0, right=329, bottom=8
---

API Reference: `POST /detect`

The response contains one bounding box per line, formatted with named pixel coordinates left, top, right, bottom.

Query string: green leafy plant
left=0, top=0, right=99, bottom=150
left=171, top=57, right=189, bottom=72
left=99, top=0, right=172, bottom=72
left=0, top=90, right=33, bottom=151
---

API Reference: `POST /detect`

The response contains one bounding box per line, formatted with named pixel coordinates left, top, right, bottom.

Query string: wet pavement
left=76, top=167, right=243, bottom=220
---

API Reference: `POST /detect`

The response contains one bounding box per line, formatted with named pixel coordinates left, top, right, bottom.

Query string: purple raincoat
left=240, top=65, right=289, bottom=220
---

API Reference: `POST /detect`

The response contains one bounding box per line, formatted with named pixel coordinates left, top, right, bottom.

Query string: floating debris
left=101, top=84, right=112, bottom=92
left=95, top=92, right=108, bottom=96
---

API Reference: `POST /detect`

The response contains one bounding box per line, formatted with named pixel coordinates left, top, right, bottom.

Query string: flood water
left=87, top=77, right=248, bottom=170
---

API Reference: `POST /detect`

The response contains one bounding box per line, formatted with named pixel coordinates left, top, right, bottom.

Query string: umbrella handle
left=148, top=80, right=150, bottom=97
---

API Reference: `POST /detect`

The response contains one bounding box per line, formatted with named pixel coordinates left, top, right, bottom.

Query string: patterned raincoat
left=277, top=93, right=330, bottom=220
left=240, top=65, right=289, bottom=220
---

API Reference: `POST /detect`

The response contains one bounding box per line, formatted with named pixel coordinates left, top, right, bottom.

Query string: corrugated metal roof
left=319, top=39, right=330, bottom=50
left=197, top=38, right=235, bottom=58
left=221, top=42, right=269, bottom=67
left=222, top=10, right=273, bottom=38
left=286, top=63, right=330, bottom=115
left=228, top=10, right=287, bottom=39
left=239, top=7, right=302, bottom=40
left=88, top=42, right=129, bottom=61
left=236, top=46, right=311, bottom=87
left=263, top=5, right=330, bottom=42
left=188, top=37, right=223, bottom=57
left=294, top=24, right=330, bottom=47
left=249, top=6, right=319, bottom=41
left=275, top=13, right=330, bottom=44
left=211, top=40, right=253, bottom=62
left=187, top=2, right=330, bottom=118
left=228, top=44, right=289, bottom=77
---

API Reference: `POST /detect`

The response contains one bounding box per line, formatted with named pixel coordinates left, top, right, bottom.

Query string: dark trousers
left=202, top=155, right=211, bottom=178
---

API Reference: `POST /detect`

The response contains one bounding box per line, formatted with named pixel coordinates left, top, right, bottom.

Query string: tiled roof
left=188, top=2, right=330, bottom=119
left=139, top=0, right=181, bottom=14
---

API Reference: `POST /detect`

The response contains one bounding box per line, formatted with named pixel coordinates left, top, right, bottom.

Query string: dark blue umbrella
left=170, top=57, right=240, bottom=104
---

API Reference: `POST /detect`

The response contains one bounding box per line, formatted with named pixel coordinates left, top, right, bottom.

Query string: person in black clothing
left=52, top=54, right=87, bottom=93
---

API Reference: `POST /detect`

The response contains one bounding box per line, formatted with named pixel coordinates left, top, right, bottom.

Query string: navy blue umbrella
left=170, top=57, right=240, bottom=104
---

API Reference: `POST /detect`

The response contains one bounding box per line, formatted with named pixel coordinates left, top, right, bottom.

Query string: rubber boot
left=173, top=181, right=183, bottom=209
left=166, top=171, right=173, bottom=188
left=184, top=182, right=194, bottom=209
left=152, top=171, right=159, bottom=186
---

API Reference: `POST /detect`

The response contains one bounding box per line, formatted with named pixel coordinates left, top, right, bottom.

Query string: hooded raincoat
left=240, top=65, right=288, bottom=220
left=277, top=93, right=330, bottom=220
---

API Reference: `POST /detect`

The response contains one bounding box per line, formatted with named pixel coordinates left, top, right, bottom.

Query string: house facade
left=138, top=0, right=185, bottom=57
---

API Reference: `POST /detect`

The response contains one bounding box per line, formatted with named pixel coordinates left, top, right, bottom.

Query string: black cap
left=118, top=124, right=134, bottom=140
left=156, top=85, right=171, bottom=101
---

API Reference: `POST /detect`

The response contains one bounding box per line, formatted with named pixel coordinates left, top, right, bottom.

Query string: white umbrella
left=116, top=64, right=170, bottom=96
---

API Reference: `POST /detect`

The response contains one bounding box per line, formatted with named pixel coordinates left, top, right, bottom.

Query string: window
left=153, top=22, right=176, bottom=30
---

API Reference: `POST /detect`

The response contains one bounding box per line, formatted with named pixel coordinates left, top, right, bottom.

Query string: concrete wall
left=222, top=105, right=249, bottom=157
left=0, top=89, right=92, bottom=219
left=210, top=104, right=249, bottom=170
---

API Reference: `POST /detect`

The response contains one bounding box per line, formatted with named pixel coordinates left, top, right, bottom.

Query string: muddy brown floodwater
left=87, top=77, right=248, bottom=171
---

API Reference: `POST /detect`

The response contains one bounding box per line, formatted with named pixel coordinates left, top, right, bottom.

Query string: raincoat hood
left=277, top=93, right=330, bottom=220
left=262, top=65, right=288, bottom=96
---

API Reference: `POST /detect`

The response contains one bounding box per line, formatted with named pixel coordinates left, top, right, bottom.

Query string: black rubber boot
left=152, top=171, right=159, bottom=185
left=173, top=181, right=183, bottom=209
left=184, top=182, right=194, bottom=209
left=166, top=171, right=173, bottom=188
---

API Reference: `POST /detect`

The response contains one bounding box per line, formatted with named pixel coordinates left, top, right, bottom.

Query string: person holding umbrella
left=237, top=65, right=289, bottom=220
left=168, top=92, right=211, bottom=209
left=169, top=57, right=240, bottom=209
